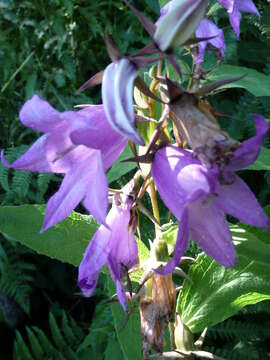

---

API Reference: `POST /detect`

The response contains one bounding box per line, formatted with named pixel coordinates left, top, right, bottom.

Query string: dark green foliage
left=13, top=308, right=122, bottom=360
left=0, top=234, right=36, bottom=325
left=0, top=145, right=59, bottom=205
left=204, top=302, right=270, bottom=359
left=13, top=311, right=89, bottom=359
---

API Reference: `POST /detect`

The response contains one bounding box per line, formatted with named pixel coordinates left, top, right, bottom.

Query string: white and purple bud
left=102, top=58, right=145, bottom=146
left=154, top=0, right=207, bottom=51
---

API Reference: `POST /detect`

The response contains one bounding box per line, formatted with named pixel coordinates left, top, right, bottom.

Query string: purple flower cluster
left=1, top=0, right=268, bottom=312
left=159, top=0, right=260, bottom=62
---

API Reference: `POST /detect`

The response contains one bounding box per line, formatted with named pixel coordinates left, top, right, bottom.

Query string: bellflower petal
left=195, top=19, right=225, bottom=64
left=1, top=135, right=52, bottom=173
left=78, top=225, right=112, bottom=297
left=229, top=114, right=269, bottom=171
left=70, top=106, right=121, bottom=150
left=153, top=146, right=237, bottom=269
left=188, top=199, right=237, bottom=266
left=157, top=210, right=189, bottom=275
left=115, top=280, right=128, bottom=311
left=237, top=0, right=260, bottom=14
left=107, top=196, right=138, bottom=309
left=82, top=152, right=109, bottom=226
left=2, top=95, right=128, bottom=229
left=152, top=146, right=214, bottom=220
left=214, top=176, right=269, bottom=229
left=154, top=0, right=207, bottom=51
left=42, top=148, right=108, bottom=232
left=19, top=95, right=62, bottom=132
left=70, top=107, right=128, bottom=170
left=78, top=194, right=137, bottom=310
left=102, top=58, right=144, bottom=145
left=218, top=0, right=260, bottom=38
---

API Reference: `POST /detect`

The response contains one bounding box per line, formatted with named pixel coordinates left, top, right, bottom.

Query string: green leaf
left=208, top=65, right=270, bottom=97
left=104, top=336, right=125, bottom=360
left=0, top=205, right=98, bottom=266
left=107, top=238, right=148, bottom=360
left=159, top=0, right=168, bottom=7
left=177, top=225, right=270, bottom=333
left=162, top=222, right=178, bottom=255
left=108, top=279, right=142, bottom=360
left=247, top=147, right=270, bottom=171
left=145, top=0, right=160, bottom=15
left=107, top=146, right=137, bottom=184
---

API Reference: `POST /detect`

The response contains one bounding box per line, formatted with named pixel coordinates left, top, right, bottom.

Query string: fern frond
left=0, top=236, right=36, bottom=315
left=208, top=318, right=270, bottom=342
left=13, top=311, right=89, bottom=360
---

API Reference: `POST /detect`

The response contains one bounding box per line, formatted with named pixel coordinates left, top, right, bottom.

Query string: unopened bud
left=154, top=0, right=207, bottom=51
left=174, top=314, right=194, bottom=351
left=153, top=238, right=169, bottom=262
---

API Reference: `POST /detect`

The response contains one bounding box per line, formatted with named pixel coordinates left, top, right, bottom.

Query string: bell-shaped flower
left=1, top=95, right=127, bottom=231
left=102, top=58, right=144, bottom=146
left=78, top=194, right=138, bottom=310
left=154, top=0, right=207, bottom=51
left=218, top=0, right=260, bottom=38
left=195, top=19, right=225, bottom=64
left=152, top=115, right=269, bottom=273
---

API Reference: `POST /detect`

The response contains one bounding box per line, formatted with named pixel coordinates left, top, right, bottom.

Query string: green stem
left=149, top=181, right=161, bottom=237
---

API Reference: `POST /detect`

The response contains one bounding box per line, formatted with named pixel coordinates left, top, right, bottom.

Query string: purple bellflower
left=152, top=115, right=269, bottom=273
left=195, top=19, right=225, bottom=64
left=218, top=0, right=260, bottom=38
left=1, top=95, right=127, bottom=231
left=78, top=194, right=138, bottom=310
left=102, top=58, right=144, bottom=146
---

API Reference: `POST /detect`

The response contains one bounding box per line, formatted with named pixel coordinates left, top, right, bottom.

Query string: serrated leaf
left=208, top=65, right=270, bottom=97
left=108, top=278, right=142, bottom=360
left=0, top=205, right=98, bottom=266
left=26, top=328, right=44, bottom=359
left=107, top=237, right=148, bottom=360
left=177, top=225, right=270, bottom=333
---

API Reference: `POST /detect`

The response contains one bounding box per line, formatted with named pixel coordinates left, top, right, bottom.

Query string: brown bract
left=139, top=274, right=176, bottom=359
left=170, top=93, right=238, bottom=167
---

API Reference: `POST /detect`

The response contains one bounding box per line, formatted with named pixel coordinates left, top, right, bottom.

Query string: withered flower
left=140, top=273, right=176, bottom=359
left=170, top=93, right=238, bottom=166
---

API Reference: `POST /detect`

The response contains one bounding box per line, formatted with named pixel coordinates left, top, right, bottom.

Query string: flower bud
left=154, top=0, right=207, bottom=51
left=174, top=314, right=194, bottom=351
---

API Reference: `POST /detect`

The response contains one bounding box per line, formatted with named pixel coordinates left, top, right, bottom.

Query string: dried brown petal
left=170, top=94, right=238, bottom=166
left=139, top=274, right=176, bottom=359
